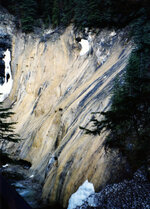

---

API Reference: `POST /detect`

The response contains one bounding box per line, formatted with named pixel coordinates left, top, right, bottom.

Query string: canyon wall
left=2, top=11, right=132, bottom=207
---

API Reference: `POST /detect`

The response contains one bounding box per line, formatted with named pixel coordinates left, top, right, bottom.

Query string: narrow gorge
left=0, top=6, right=149, bottom=209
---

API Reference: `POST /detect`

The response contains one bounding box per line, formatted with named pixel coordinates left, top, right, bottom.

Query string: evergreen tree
left=52, top=0, right=61, bottom=28
left=20, top=0, right=37, bottom=32
left=74, top=0, right=89, bottom=30
left=80, top=10, right=150, bottom=170
left=61, top=0, right=74, bottom=26
left=0, top=0, right=147, bottom=32
left=81, top=49, right=150, bottom=169
left=0, top=103, right=20, bottom=165
left=40, top=0, right=53, bottom=27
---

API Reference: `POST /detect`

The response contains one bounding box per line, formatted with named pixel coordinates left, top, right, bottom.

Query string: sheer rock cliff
left=1, top=9, right=132, bottom=208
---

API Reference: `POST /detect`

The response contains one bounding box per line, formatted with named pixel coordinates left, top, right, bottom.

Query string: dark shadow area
left=0, top=174, right=32, bottom=209
left=39, top=205, right=65, bottom=209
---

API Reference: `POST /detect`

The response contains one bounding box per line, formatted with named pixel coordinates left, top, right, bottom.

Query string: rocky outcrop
left=74, top=168, right=150, bottom=209
left=2, top=8, right=133, bottom=207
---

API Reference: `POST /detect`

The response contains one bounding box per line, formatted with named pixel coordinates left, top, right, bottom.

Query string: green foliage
left=61, top=0, right=74, bottom=26
left=0, top=0, right=149, bottom=32
left=1, top=0, right=150, bottom=172
left=87, top=1, right=102, bottom=28
left=80, top=12, right=150, bottom=170
left=40, top=0, right=53, bottom=27
left=74, top=0, right=89, bottom=30
left=73, top=0, right=144, bottom=30
left=1, top=0, right=37, bottom=32
left=0, top=105, right=19, bottom=143
left=0, top=103, right=20, bottom=165
left=19, top=0, right=37, bottom=32
left=52, top=0, right=61, bottom=28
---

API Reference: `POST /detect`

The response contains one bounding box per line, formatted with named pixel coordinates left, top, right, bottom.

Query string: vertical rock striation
left=1, top=9, right=133, bottom=207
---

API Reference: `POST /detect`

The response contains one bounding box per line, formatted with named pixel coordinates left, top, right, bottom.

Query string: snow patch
left=110, top=31, right=116, bottom=37
left=0, top=49, right=13, bottom=102
left=2, top=164, right=9, bottom=168
left=44, top=28, right=53, bottom=35
left=67, top=180, right=95, bottom=209
left=79, top=39, right=90, bottom=56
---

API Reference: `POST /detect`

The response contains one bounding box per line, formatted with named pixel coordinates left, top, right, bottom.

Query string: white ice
left=2, top=164, right=9, bottom=168
left=79, top=39, right=90, bottom=56
left=67, top=180, right=95, bottom=209
left=110, top=31, right=116, bottom=37
left=0, top=49, right=13, bottom=102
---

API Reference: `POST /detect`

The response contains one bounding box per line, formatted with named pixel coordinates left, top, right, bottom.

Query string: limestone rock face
left=3, top=13, right=132, bottom=207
